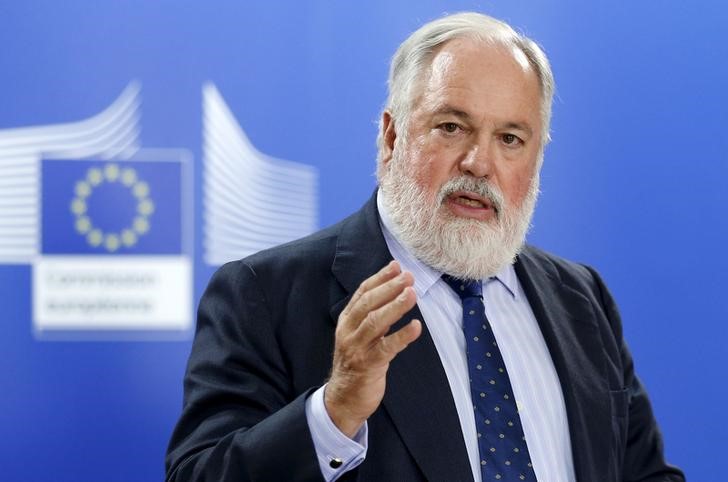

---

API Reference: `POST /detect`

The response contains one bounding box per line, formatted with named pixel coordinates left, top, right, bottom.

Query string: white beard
left=378, top=152, right=539, bottom=280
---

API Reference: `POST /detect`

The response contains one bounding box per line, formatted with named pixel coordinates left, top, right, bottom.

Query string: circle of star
left=70, top=163, right=154, bottom=252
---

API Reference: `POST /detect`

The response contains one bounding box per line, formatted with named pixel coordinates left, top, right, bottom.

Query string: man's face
left=379, top=38, right=544, bottom=279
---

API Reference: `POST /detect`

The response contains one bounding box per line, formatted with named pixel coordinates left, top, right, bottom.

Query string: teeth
left=457, top=196, right=484, bottom=208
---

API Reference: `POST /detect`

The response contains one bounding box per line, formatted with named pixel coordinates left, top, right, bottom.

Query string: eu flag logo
left=42, top=160, right=182, bottom=255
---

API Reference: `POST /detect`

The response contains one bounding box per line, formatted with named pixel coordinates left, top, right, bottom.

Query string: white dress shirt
left=305, top=193, right=576, bottom=482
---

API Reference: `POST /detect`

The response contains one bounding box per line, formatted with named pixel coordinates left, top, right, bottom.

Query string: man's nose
left=458, top=139, right=494, bottom=178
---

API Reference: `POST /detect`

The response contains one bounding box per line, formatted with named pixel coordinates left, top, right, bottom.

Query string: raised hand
left=324, top=260, right=422, bottom=437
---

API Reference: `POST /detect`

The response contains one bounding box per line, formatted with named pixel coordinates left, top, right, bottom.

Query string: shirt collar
left=376, top=190, right=518, bottom=299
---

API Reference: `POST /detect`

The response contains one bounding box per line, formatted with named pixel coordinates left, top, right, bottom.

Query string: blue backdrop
left=1, top=1, right=725, bottom=480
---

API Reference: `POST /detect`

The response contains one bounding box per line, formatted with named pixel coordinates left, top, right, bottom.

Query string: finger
left=377, top=318, right=422, bottom=360
left=342, top=269, right=414, bottom=339
left=344, top=260, right=401, bottom=314
left=354, top=284, right=417, bottom=343
left=337, top=273, right=417, bottom=347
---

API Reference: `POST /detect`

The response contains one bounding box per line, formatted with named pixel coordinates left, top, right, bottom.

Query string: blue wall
left=1, top=1, right=725, bottom=480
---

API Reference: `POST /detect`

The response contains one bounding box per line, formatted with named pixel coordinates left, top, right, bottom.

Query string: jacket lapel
left=515, top=248, right=612, bottom=481
left=330, top=194, right=474, bottom=482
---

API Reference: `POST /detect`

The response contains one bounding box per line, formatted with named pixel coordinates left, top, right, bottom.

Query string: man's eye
left=439, top=122, right=460, bottom=133
left=501, top=133, right=522, bottom=145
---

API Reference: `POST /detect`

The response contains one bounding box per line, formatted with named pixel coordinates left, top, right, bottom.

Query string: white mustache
left=437, top=177, right=505, bottom=215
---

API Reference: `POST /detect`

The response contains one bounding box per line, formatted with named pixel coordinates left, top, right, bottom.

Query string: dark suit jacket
left=166, top=194, right=684, bottom=481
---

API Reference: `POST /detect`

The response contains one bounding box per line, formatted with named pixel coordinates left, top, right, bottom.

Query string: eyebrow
left=501, top=121, right=533, bottom=137
left=431, top=106, right=472, bottom=121
left=431, top=105, right=534, bottom=137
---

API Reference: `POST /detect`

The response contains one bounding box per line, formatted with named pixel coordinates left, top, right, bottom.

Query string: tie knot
left=442, top=274, right=482, bottom=300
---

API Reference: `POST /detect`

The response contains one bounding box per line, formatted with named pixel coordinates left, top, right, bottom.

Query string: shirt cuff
left=304, top=384, right=368, bottom=481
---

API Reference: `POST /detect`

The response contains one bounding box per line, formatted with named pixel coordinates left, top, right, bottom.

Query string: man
left=166, top=12, right=684, bottom=481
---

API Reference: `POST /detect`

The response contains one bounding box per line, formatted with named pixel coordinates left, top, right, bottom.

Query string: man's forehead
left=413, top=38, right=541, bottom=124
left=419, top=43, right=538, bottom=115
left=427, top=50, right=457, bottom=88
left=428, top=37, right=534, bottom=79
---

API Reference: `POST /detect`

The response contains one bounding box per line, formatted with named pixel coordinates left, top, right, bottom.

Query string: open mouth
left=454, top=195, right=487, bottom=208
left=449, top=191, right=494, bottom=210
left=445, top=191, right=498, bottom=220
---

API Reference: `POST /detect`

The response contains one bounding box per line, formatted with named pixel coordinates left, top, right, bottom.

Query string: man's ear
left=380, top=111, right=397, bottom=165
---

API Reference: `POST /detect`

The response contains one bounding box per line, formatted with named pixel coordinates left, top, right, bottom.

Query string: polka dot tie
left=442, top=275, right=535, bottom=482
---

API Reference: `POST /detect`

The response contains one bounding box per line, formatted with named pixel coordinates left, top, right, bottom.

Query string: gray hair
left=376, top=12, right=555, bottom=164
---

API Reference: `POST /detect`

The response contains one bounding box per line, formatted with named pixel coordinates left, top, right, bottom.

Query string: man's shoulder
left=208, top=195, right=382, bottom=294
left=237, top=216, right=347, bottom=274
left=519, top=244, right=602, bottom=289
left=205, top=218, right=348, bottom=301
left=226, top=205, right=369, bottom=278
left=256, top=221, right=341, bottom=261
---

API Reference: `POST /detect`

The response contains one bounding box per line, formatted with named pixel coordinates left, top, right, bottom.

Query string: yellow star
left=121, top=168, right=137, bottom=187
left=104, top=163, right=120, bottom=182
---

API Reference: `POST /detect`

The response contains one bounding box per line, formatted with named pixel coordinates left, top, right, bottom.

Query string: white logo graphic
left=0, top=83, right=194, bottom=336
left=202, top=83, right=318, bottom=265
left=0, top=82, right=320, bottom=338
left=0, top=82, right=140, bottom=264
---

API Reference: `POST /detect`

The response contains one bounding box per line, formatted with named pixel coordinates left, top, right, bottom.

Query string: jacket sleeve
left=165, top=261, right=325, bottom=482
left=585, top=266, right=685, bottom=482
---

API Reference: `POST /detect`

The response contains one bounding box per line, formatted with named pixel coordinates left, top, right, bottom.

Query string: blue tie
left=442, top=275, right=535, bottom=482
